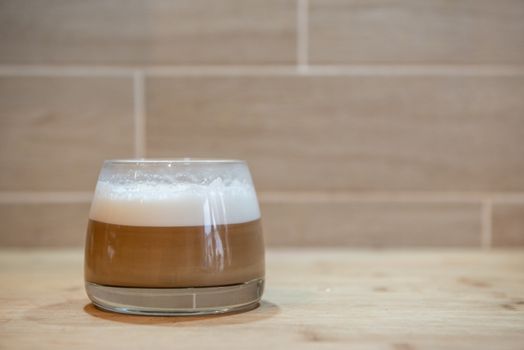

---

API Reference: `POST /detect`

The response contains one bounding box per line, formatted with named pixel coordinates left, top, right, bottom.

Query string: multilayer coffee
left=85, top=181, right=265, bottom=288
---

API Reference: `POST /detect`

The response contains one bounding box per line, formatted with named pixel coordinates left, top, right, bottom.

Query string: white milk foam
left=89, top=180, right=261, bottom=227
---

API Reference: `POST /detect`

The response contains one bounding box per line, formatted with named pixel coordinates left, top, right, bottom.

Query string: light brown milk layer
left=84, top=219, right=264, bottom=287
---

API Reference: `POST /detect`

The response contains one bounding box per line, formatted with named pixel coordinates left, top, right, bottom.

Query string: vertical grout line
left=481, top=200, right=492, bottom=249
left=133, top=71, right=146, bottom=157
left=297, top=0, right=309, bottom=73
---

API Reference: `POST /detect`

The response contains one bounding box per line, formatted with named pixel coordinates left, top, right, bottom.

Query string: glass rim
left=104, top=158, right=246, bottom=165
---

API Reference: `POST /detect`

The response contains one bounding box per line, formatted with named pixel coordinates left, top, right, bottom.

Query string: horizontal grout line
left=1, top=191, right=524, bottom=204
left=299, top=65, right=524, bottom=77
left=0, top=66, right=136, bottom=77
left=147, top=66, right=297, bottom=76
left=0, top=65, right=524, bottom=77
left=118, top=65, right=524, bottom=77
left=0, top=192, right=93, bottom=204
left=258, top=191, right=524, bottom=203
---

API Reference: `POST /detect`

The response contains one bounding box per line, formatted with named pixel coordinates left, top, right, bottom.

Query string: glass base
left=85, top=278, right=264, bottom=316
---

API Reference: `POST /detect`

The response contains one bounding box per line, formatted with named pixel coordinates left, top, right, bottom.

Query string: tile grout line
left=145, top=65, right=524, bottom=76
left=297, top=0, right=309, bottom=73
left=481, top=200, right=493, bottom=249
left=1, top=65, right=524, bottom=77
left=0, top=192, right=93, bottom=204
left=258, top=191, right=524, bottom=203
left=133, top=70, right=146, bottom=158
left=301, top=65, right=524, bottom=76
left=2, top=191, right=524, bottom=204
left=0, top=65, right=135, bottom=77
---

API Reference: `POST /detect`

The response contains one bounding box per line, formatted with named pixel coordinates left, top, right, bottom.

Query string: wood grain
left=0, top=0, right=295, bottom=65
left=310, top=0, right=524, bottom=64
left=0, top=249, right=523, bottom=349
left=146, top=75, right=524, bottom=192
left=0, top=76, right=134, bottom=191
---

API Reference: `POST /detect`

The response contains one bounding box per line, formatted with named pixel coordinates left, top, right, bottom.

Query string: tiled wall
left=1, top=0, right=523, bottom=247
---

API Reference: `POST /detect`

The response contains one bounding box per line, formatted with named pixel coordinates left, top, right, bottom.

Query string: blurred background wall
left=0, top=0, right=523, bottom=248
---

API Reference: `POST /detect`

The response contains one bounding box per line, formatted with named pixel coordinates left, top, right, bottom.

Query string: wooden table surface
left=1, top=249, right=523, bottom=349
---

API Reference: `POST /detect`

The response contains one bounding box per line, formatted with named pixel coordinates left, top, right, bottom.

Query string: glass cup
left=84, top=159, right=265, bottom=315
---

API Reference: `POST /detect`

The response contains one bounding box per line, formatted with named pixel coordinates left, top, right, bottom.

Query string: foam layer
left=89, top=181, right=261, bottom=227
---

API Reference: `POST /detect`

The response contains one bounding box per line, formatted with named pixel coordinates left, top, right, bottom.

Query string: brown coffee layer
left=84, top=219, right=264, bottom=287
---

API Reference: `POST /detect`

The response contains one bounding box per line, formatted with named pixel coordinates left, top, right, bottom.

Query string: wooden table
left=1, top=249, right=523, bottom=349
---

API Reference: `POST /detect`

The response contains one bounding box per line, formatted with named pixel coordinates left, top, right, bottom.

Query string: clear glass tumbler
left=84, top=159, right=265, bottom=315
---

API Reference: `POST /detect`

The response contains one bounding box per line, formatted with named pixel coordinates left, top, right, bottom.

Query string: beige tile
left=0, top=76, right=134, bottom=191
left=260, top=200, right=481, bottom=247
left=146, top=75, right=524, bottom=191
left=492, top=203, right=524, bottom=246
left=0, top=203, right=90, bottom=246
left=309, top=0, right=524, bottom=64
left=0, top=200, right=480, bottom=248
left=0, top=0, right=295, bottom=65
